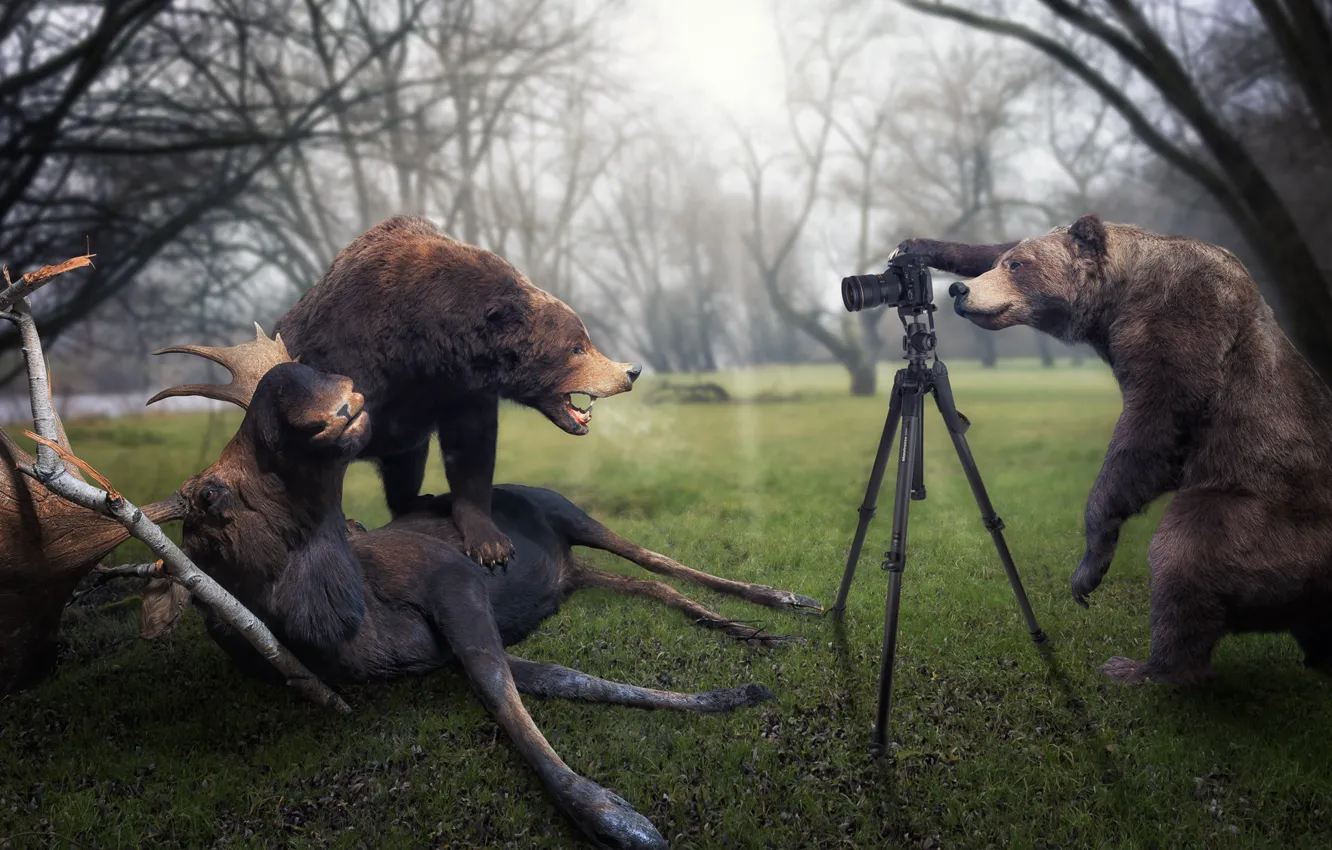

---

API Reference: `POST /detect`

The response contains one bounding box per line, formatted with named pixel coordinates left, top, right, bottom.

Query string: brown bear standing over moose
left=3, top=212, right=1332, bottom=849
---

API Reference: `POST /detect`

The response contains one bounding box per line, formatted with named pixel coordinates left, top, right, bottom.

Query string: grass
left=2, top=359, right=1330, bottom=849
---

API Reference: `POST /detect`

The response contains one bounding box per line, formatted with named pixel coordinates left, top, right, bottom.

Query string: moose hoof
left=692, top=682, right=775, bottom=713
left=788, top=592, right=823, bottom=612
left=566, top=777, right=667, bottom=850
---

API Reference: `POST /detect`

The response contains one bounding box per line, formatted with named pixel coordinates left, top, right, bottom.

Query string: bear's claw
left=1070, top=551, right=1110, bottom=607
left=1099, top=656, right=1149, bottom=684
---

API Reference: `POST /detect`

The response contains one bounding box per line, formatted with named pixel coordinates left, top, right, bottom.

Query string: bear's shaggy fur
left=896, top=215, right=1332, bottom=685
left=271, top=215, right=641, bottom=566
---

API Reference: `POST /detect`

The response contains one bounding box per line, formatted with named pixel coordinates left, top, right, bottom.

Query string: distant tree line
left=2, top=0, right=1327, bottom=396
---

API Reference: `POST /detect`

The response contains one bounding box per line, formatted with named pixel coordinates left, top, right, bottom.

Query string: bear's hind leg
left=1101, top=514, right=1225, bottom=686
left=1101, top=581, right=1224, bottom=686
left=377, top=444, right=429, bottom=518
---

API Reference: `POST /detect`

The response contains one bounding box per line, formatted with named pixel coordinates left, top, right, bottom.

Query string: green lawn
left=2, top=360, right=1329, bottom=849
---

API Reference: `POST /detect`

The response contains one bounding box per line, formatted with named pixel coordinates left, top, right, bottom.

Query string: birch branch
left=3, top=296, right=350, bottom=715
left=0, top=254, right=95, bottom=312
left=95, top=561, right=168, bottom=579
left=67, top=562, right=164, bottom=606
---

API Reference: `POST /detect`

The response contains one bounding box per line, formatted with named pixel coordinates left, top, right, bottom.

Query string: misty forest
left=2, top=0, right=1331, bottom=848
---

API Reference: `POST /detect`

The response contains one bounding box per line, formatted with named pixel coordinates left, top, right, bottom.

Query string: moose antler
left=146, top=323, right=293, bottom=410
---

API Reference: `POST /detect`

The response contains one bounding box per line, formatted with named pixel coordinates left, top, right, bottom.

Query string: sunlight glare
left=638, top=0, right=785, bottom=122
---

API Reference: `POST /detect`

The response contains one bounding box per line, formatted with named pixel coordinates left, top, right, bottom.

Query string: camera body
left=842, top=254, right=933, bottom=313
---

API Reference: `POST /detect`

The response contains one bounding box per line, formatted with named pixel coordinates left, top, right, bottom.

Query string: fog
left=2, top=0, right=1329, bottom=403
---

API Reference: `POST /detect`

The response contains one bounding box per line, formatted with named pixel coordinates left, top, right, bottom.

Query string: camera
left=841, top=253, right=933, bottom=313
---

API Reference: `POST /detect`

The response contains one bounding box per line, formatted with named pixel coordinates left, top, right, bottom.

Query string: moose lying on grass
left=150, top=328, right=821, bottom=850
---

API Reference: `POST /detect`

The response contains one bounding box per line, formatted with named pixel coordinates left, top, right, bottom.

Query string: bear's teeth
left=568, top=392, right=593, bottom=413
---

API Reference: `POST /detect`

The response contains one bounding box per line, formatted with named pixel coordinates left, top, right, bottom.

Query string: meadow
left=2, top=360, right=1329, bottom=849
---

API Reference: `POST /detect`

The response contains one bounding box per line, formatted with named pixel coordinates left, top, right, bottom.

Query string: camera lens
left=842, top=274, right=887, bottom=312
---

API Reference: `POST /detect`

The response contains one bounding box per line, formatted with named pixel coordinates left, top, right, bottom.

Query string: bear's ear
left=1069, top=214, right=1108, bottom=262
left=484, top=302, right=527, bottom=333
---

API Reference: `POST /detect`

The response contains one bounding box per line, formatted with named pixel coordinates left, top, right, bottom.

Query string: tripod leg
left=871, top=389, right=925, bottom=756
left=911, top=414, right=925, bottom=500
left=833, top=371, right=905, bottom=615
left=931, top=363, right=1047, bottom=644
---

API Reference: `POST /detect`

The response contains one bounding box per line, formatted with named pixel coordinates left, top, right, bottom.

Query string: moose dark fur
left=152, top=215, right=641, bottom=569
left=894, top=215, right=1332, bottom=686
left=167, top=348, right=819, bottom=850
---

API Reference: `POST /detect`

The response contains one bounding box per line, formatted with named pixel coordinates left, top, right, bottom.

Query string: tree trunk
left=850, top=361, right=877, bottom=396
left=1036, top=333, right=1055, bottom=367
left=976, top=327, right=998, bottom=367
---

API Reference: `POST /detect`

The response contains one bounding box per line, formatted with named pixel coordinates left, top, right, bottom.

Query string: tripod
left=831, top=303, right=1047, bottom=756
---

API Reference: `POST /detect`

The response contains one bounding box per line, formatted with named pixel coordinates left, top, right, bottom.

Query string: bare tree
left=852, top=31, right=1048, bottom=366
left=482, top=63, right=630, bottom=308
left=896, top=0, right=1332, bottom=386
left=208, top=0, right=618, bottom=323
left=576, top=131, right=744, bottom=372
left=0, top=0, right=430, bottom=377
left=737, top=3, right=889, bottom=395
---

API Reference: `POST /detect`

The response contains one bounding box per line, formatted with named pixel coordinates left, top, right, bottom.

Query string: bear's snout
left=627, top=363, right=642, bottom=385
left=948, top=282, right=971, bottom=316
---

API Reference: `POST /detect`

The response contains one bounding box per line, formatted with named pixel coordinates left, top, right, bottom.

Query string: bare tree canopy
left=2, top=0, right=1330, bottom=397
left=894, top=0, right=1332, bottom=385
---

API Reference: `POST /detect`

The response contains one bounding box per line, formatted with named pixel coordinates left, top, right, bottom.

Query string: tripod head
left=898, top=297, right=938, bottom=364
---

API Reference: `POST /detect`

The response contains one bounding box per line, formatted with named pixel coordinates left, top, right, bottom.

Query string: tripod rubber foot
left=1030, top=629, right=1048, bottom=645
left=867, top=741, right=887, bottom=759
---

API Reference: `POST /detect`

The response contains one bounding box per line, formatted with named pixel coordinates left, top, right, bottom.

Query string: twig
left=96, top=561, right=166, bottom=579
left=0, top=254, right=94, bottom=312
left=4, top=296, right=350, bottom=715
left=65, top=562, right=163, bottom=607
left=24, top=432, right=118, bottom=493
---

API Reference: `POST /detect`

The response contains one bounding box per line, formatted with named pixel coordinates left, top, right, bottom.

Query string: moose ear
left=484, top=302, right=527, bottom=332
left=1069, top=214, right=1108, bottom=261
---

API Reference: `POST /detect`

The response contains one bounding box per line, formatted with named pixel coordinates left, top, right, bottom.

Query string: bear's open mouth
left=565, top=392, right=595, bottom=428
left=538, top=390, right=602, bottom=435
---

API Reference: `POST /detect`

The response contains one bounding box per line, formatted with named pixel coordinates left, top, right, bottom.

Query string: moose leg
left=570, top=563, right=798, bottom=647
left=507, top=654, right=773, bottom=712
left=550, top=495, right=820, bottom=612
left=431, top=561, right=665, bottom=850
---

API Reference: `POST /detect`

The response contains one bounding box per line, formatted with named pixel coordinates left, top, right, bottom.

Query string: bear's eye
left=571, top=343, right=585, bottom=355
left=1007, top=260, right=1023, bottom=271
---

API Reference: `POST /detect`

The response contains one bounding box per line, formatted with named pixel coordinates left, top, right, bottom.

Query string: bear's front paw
left=888, top=237, right=931, bottom=263
left=457, top=519, right=515, bottom=572
left=1070, top=551, right=1109, bottom=607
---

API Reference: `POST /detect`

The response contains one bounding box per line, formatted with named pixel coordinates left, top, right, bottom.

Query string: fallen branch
left=4, top=295, right=350, bottom=714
